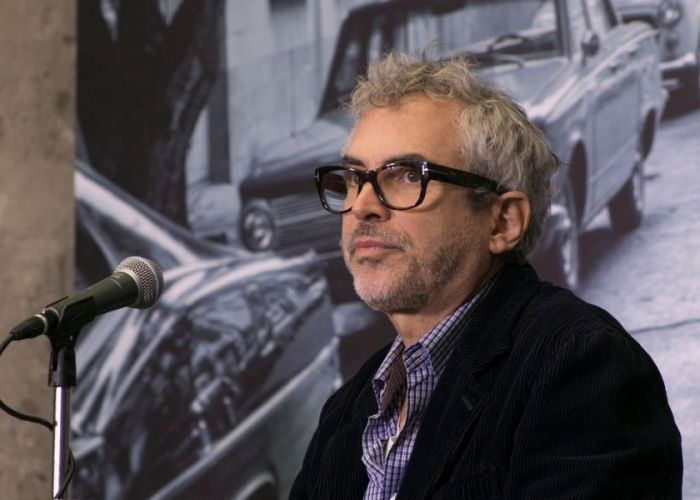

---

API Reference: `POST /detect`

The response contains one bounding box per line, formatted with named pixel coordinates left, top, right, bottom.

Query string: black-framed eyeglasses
left=315, top=159, right=506, bottom=214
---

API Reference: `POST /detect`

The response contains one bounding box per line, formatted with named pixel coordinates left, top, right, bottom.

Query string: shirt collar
left=370, top=274, right=499, bottom=409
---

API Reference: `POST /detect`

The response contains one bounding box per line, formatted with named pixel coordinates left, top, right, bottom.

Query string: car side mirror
left=581, top=31, right=600, bottom=57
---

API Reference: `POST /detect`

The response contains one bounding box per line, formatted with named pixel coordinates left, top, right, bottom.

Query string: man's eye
left=343, top=171, right=359, bottom=186
left=401, top=167, right=421, bottom=184
left=382, top=166, right=421, bottom=185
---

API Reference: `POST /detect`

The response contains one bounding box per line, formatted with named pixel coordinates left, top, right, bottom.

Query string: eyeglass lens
left=321, top=164, right=423, bottom=212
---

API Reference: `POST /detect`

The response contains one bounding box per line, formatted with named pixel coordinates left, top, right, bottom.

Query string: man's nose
left=350, top=181, right=390, bottom=220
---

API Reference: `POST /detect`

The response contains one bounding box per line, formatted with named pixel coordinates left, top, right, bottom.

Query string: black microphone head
left=114, top=256, right=164, bottom=309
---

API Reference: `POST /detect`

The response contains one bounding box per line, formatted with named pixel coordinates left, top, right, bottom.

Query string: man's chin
left=347, top=258, right=394, bottom=281
left=351, top=273, right=399, bottom=310
left=352, top=283, right=425, bottom=314
left=352, top=284, right=393, bottom=312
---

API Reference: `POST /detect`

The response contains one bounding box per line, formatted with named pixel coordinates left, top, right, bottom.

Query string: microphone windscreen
left=115, top=256, right=164, bottom=308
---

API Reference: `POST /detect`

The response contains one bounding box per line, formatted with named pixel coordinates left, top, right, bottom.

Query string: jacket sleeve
left=503, top=323, right=683, bottom=499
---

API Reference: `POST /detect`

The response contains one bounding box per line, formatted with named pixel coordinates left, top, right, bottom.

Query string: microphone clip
left=45, top=298, right=96, bottom=388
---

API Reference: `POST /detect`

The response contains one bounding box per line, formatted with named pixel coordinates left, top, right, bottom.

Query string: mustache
left=343, top=222, right=411, bottom=255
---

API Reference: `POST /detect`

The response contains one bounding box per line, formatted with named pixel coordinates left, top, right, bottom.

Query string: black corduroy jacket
left=290, top=262, right=682, bottom=499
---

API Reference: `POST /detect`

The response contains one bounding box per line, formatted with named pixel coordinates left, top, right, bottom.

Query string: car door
left=579, top=0, right=640, bottom=213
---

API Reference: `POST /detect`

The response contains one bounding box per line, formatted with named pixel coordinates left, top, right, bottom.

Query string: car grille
left=269, top=193, right=341, bottom=252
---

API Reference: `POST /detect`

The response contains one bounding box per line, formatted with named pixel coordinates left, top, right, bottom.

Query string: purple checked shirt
left=361, top=282, right=493, bottom=500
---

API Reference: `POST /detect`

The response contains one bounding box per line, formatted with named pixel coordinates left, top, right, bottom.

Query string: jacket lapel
left=318, top=349, right=384, bottom=499
left=397, top=263, right=542, bottom=497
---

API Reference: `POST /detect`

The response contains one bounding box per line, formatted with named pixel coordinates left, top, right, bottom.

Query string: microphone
left=9, top=256, right=164, bottom=340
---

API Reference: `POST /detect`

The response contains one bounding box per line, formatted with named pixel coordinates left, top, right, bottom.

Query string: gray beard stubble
left=342, top=222, right=466, bottom=313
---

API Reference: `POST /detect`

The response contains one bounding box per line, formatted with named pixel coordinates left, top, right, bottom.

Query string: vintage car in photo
left=613, top=0, right=700, bottom=101
left=239, top=0, right=666, bottom=292
left=72, top=160, right=340, bottom=500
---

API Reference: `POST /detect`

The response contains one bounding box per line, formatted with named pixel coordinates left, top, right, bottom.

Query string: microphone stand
left=48, top=338, right=77, bottom=500
left=46, top=300, right=94, bottom=500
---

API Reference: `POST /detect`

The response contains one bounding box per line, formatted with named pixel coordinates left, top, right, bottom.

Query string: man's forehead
left=342, top=97, right=466, bottom=169
left=348, top=97, right=465, bottom=139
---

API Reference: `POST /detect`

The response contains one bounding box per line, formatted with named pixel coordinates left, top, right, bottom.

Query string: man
left=290, top=52, right=682, bottom=499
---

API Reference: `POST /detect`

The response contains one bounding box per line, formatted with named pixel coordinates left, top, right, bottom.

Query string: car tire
left=538, top=176, right=580, bottom=290
left=608, top=154, right=644, bottom=232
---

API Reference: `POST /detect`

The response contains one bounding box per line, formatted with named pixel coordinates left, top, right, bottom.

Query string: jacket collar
left=349, top=262, right=540, bottom=412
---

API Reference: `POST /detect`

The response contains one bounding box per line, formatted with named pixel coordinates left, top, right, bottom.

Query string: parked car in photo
left=239, top=0, right=666, bottom=292
left=72, top=160, right=340, bottom=500
left=613, top=0, right=700, bottom=102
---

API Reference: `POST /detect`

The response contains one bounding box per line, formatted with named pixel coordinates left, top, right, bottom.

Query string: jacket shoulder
left=518, top=282, right=630, bottom=343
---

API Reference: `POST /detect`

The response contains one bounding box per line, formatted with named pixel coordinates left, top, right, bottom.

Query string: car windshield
left=321, top=0, right=562, bottom=112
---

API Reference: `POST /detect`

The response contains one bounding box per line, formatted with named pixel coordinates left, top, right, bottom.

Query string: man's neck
left=387, top=260, right=503, bottom=346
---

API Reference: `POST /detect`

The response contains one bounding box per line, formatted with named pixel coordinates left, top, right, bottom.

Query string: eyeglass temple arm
left=428, top=164, right=508, bottom=194
left=426, top=165, right=505, bottom=193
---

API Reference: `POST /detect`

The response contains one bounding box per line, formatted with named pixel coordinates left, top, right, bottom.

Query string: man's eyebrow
left=341, top=153, right=428, bottom=168
left=389, top=153, right=427, bottom=163
left=341, top=155, right=364, bottom=167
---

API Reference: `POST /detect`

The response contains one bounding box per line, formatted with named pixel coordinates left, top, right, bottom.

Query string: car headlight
left=240, top=200, right=277, bottom=251
left=657, top=0, right=682, bottom=27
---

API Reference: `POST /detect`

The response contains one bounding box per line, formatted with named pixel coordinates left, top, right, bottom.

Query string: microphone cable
left=0, top=333, right=75, bottom=499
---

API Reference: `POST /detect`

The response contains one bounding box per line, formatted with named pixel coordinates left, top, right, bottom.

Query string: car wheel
left=538, top=176, right=580, bottom=290
left=608, top=154, right=644, bottom=232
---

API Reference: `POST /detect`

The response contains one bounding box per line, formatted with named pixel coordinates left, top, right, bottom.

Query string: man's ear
left=488, top=191, right=531, bottom=255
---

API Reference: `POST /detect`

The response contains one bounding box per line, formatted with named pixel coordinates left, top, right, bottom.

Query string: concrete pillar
left=0, top=1, right=75, bottom=498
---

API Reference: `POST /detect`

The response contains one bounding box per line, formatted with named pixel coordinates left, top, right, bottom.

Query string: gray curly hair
left=348, top=52, right=560, bottom=258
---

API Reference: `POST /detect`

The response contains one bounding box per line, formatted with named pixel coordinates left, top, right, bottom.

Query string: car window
left=532, top=1, right=557, bottom=30
left=324, top=11, right=406, bottom=112
left=439, top=0, right=563, bottom=66
left=566, top=0, right=587, bottom=55
left=584, top=0, right=611, bottom=33
left=367, top=23, right=387, bottom=63
left=327, top=22, right=370, bottom=110
left=402, top=13, right=436, bottom=54
left=323, top=0, right=565, bottom=111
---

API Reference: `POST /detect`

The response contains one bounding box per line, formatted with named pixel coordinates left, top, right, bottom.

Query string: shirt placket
left=361, top=282, right=494, bottom=500
left=379, top=347, right=434, bottom=499
left=363, top=352, right=406, bottom=498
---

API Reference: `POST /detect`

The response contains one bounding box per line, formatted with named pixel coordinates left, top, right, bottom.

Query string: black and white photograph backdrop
left=74, top=0, right=700, bottom=498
